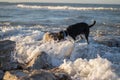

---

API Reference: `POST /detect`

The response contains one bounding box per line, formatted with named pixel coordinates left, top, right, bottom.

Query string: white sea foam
left=17, top=4, right=119, bottom=11
left=60, top=56, right=118, bottom=80
left=0, top=25, right=120, bottom=80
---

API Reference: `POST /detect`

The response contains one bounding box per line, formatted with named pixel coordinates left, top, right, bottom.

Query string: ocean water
left=0, top=2, right=120, bottom=80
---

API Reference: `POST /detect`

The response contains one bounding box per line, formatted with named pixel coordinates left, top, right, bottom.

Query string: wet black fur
left=59, top=21, right=96, bottom=44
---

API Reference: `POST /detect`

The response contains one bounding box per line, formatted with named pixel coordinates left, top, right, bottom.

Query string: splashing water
left=0, top=25, right=120, bottom=80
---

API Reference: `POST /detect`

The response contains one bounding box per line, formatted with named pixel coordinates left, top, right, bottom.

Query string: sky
left=0, top=0, right=120, bottom=4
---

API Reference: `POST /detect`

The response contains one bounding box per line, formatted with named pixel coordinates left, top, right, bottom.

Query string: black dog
left=58, top=21, right=96, bottom=44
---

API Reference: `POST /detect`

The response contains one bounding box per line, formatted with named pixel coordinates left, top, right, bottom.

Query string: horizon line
left=0, top=2, right=120, bottom=5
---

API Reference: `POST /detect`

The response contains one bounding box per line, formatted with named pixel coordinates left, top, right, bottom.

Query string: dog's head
left=43, top=31, right=66, bottom=42
left=49, top=33, right=59, bottom=41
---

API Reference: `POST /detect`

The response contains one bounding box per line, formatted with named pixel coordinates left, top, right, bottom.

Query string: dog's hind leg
left=80, top=35, right=84, bottom=39
left=85, top=33, right=89, bottom=44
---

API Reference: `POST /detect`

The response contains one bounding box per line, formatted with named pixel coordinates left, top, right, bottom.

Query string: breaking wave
left=17, top=4, right=119, bottom=11
left=0, top=25, right=120, bottom=80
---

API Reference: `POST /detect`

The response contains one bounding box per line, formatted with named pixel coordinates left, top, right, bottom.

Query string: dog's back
left=67, top=21, right=96, bottom=35
left=66, top=21, right=96, bottom=43
left=67, top=22, right=88, bottom=33
left=67, top=21, right=96, bottom=32
left=66, top=22, right=88, bottom=40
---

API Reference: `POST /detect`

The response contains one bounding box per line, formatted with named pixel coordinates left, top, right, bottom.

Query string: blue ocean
left=0, top=2, right=120, bottom=80
left=0, top=3, right=120, bottom=34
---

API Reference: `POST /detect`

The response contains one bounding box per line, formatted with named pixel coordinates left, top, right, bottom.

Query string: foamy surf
left=60, top=56, right=118, bottom=80
left=0, top=25, right=120, bottom=80
left=17, top=4, right=119, bottom=11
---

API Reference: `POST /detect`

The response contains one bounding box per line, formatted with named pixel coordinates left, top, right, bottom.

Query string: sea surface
left=0, top=2, right=120, bottom=80
left=0, top=2, right=120, bottom=34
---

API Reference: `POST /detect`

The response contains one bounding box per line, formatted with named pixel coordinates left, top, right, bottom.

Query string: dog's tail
left=89, top=20, right=96, bottom=28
